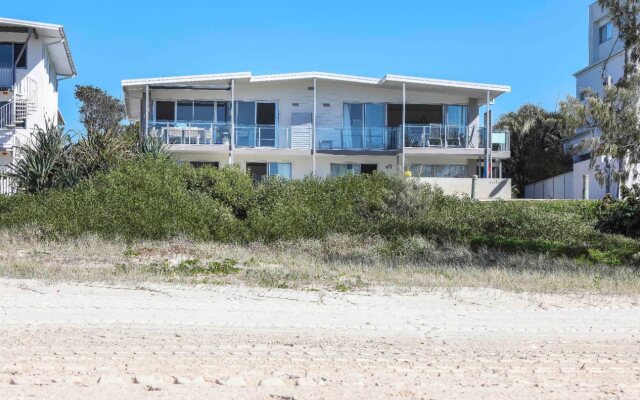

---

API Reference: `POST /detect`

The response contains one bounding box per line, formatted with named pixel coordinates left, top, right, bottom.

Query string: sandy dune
left=1, top=279, right=639, bottom=399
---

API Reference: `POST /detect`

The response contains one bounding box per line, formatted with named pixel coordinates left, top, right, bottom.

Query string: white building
left=0, top=17, right=76, bottom=193
left=122, top=72, right=512, bottom=198
left=526, top=2, right=636, bottom=199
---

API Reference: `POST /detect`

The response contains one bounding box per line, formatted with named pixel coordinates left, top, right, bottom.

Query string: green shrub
left=596, top=185, right=640, bottom=238
left=0, top=157, right=637, bottom=266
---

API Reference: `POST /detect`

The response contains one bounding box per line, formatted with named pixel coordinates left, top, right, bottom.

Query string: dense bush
left=597, top=185, right=640, bottom=239
left=0, top=157, right=638, bottom=266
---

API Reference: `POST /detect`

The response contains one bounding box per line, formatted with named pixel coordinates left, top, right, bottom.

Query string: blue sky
left=5, top=0, right=592, bottom=132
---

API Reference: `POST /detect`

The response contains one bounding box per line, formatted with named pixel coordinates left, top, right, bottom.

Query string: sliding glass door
left=343, top=103, right=386, bottom=149
left=235, top=101, right=277, bottom=147
left=235, top=101, right=256, bottom=147
left=365, top=103, right=385, bottom=149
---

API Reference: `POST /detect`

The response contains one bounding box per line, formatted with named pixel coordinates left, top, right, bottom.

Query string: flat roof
left=122, top=71, right=510, bottom=95
left=0, top=17, right=76, bottom=76
left=122, top=71, right=510, bottom=119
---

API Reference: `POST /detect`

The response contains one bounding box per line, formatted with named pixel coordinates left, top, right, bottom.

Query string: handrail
left=0, top=101, right=13, bottom=129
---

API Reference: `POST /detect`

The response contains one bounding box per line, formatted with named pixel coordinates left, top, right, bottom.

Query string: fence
left=524, top=172, right=574, bottom=199
left=0, top=164, right=15, bottom=195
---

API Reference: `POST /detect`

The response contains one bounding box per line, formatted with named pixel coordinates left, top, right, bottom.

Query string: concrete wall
left=523, top=157, right=636, bottom=200
left=415, top=177, right=511, bottom=200
left=524, top=172, right=574, bottom=200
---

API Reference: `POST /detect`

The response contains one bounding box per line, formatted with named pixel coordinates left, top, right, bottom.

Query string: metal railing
left=147, top=122, right=232, bottom=145
left=0, top=102, right=13, bottom=129
left=479, top=128, right=511, bottom=152
left=0, top=63, right=12, bottom=90
left=235, top=125, right=292, bottom=148
left=316, top=127, right=399, bottom=150
left=0, top=165, right=15, bottom=196
left=404, top=124, right=473, bottom=148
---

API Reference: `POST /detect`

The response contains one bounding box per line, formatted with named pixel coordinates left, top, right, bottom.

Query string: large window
left=154, top=100, right=229, bottom=123
left=343, top=103, right=386, bottom=149
left=247, top=162, right=292, bottom=181
left=0, top=43, right=26, bottom=68
left=410, top=164, right=467, bottom=178
left=155, top=101, right=175, bottom=121
left=599, top=22, right=613, bottom=44
left=331, top=163, right=360, bottom=177
left=446, top=105, right=468, bottom=127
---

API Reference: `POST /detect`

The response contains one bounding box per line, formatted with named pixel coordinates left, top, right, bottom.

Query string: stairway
left=0, top=77, right=38, bottom=130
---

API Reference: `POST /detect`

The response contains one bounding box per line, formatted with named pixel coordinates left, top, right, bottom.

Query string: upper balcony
left=147, top=122, right=312, bottom=150
left=316, top=127, right=399, bottom=153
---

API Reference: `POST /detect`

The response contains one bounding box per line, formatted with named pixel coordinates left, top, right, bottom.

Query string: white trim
left=574, top=49, right=624, bottom=77
left=122, top=71, right=511, bottom=94
left=0, top=17, right=75, bottom=76
left=122, top=72, right=251, bottom=87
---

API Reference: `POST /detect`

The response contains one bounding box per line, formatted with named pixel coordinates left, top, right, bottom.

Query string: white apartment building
left=526, top=2, right=637, bottom=199
left=122, top=72, right=512, bottom=198
left=0, top=17, right=76, bottom=193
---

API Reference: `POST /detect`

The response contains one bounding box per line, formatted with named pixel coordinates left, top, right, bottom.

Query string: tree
left=495, top=105, right=576, bottom=197
left=74, top=85, right=126, bottom=136
left=560, top=0, right=640, bottom=197
left=72, top=85, right=136, bottom=179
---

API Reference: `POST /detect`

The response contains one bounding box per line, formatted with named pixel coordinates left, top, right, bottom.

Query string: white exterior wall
left=149, top=79, right=480, bottom=132
left=0, top=31, right=60, bottom=151
left=129, top=74, right=510, bottom=198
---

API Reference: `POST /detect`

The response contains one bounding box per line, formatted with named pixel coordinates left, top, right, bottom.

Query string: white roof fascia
left=250, top=72, right=380, bottom=85
left=0, top=17, right=76, bottom=76
left=381, top=74, right=511, bottom=93
left=122, top=72, right=252, bottom=87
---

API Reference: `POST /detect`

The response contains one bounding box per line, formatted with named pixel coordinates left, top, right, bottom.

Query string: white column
left=312, top=78, right=317, bottom=176
left=230, top=79, right=235, bottom=165
left=401, top=82, right=406, bottom=173
left=485, top=90, right=492, bottom=178
left=144, top=85, right=149, bottom=140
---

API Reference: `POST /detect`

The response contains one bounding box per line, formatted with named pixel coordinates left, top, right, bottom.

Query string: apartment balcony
left=235, top=125, right=311, bottom=150
left=316, top=127, right=399, bottom=155
left=404, top=125, right=510, bottom=156
left=478, top=128, right=510, bottom=153
left=147, top=122, right=313, bottom=153
left=149, top=121, right=231, bottom=144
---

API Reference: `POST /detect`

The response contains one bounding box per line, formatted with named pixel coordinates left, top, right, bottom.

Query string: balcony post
left=484, top=90, right=492, bottom=178
left=401, top=82, right=406, bottom=172
left=230, top=79, right=235, bottom=165
left=144, top=85, right=149, bottom=141
left=312, top=77, right=317, bottom=176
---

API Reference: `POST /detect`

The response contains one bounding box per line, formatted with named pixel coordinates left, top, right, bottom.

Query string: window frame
left=599, top=22, right=613, bottom=44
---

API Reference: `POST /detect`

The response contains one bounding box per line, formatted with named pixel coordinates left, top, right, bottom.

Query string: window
left=154, top=100, right=229, bottom=123
left=13, top=43, right=26, bottom=68
left=331, top=163, right=361, bottom=177
left=268, top=162, right=292, bottom=179
left=410, top=164, right=467, bottom=178
left=446, top=105, right=468, bottom=127
left=0, top=43, right=26, bottom=68
left=155, top=101, right=175, bottom=121
left=247, top=162, right=292, bottom=181
left=176, top=101, right=193, bottom=122
left=189, top=161, right=219, bottom=168
left=599, top=22, right=613, bottom=44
